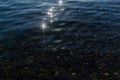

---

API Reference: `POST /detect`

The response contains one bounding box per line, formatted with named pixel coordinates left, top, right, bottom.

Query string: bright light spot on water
left=47, top=7, right=54, bottom=18
left=49, top=6, right=54, bottom=12
left=47, top=12, right=51, bottom=16
left=41, top=22, right=47, bottom=32
left=47, top=12, right=53, bottom=18
left=59, top=0, right=63, bottom=5
left=49, top=8, right=53, bottom=12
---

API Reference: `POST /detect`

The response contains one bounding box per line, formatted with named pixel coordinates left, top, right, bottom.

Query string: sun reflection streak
left=47, top=6, right=56, bottom=23
left=38, top=0, right=65, bottom=36
left=47, top=7, right=54, bottom=18
left=40, top=0, right=64, bottom=32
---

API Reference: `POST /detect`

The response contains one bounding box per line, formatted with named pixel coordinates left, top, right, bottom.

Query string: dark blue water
left=1, top=0, right=120, bottom=53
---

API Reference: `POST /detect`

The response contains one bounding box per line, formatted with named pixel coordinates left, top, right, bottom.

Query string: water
left=1, top=0, right=120, bottom=53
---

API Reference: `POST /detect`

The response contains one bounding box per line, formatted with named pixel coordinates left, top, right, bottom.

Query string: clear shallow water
left=1, top=0, right=120, bottom=53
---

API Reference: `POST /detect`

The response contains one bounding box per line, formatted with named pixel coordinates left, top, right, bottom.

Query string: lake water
left=1, top=0, right=120, bottom=53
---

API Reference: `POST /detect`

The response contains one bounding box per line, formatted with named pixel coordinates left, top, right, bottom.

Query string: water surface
left=1, top=0, right=120, bottom=53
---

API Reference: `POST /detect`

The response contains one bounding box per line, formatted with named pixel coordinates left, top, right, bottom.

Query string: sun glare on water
left=41, top=22, right=47, bottom=32
left=59, top=0, right=63, bottom=5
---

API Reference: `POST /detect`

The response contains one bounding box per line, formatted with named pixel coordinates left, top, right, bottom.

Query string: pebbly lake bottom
left=0, top=44, right=120, bottom=80
left=0, top=24, right=120, bottom=79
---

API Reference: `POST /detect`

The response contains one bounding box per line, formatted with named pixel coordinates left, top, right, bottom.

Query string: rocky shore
left=0, top=40, right=120, bottom=80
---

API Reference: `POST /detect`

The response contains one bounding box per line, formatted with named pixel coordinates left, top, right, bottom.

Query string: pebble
left=103, top=72, right=109, bottom=76
left=114, top=72, right=119, bottom=75
left=57, top=56, right=60, bottom=59
left=72, top=72, right=76, bottom=76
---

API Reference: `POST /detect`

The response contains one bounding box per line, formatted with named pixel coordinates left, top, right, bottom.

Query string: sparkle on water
left=49, top=8, right=53, bottom=12
left=47, top=12, right=52, bottom=16
left=40, top=0, right=64, bottom=32
left=47, top=12, right=53, bottom=18
left=51, top=6, right=55, bottom=9
left=50, top=13, right=53, bottom=18
left=59, top=0, right=63, bottom=5
left=48, top=7, right=54, bottom=18
left=41, top=22, right=47, bottom=31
